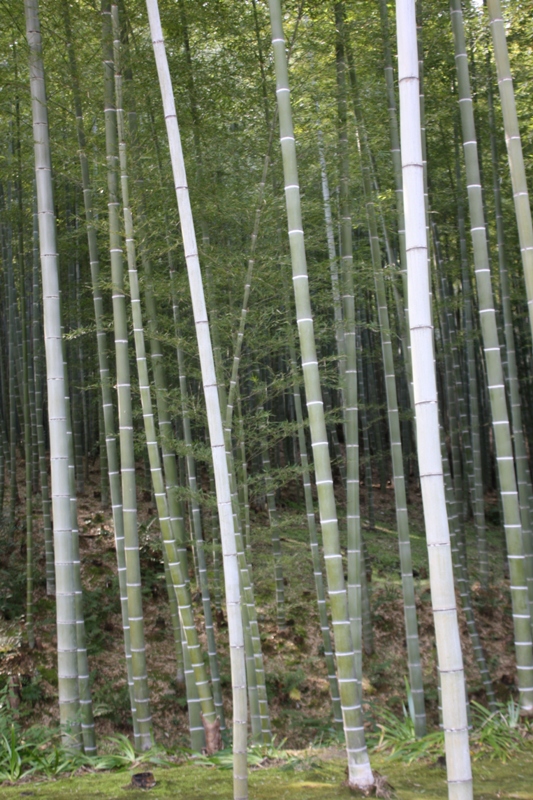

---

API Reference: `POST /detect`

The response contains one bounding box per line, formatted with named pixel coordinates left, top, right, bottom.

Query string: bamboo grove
left=1, top=0, right=533, bottom=797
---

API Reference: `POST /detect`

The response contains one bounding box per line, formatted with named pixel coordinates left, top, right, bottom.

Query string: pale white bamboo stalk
left=24, top=0, right=81, bottom=748
left=396, top=2, right=472, bottom=798
left=145, top=3, right=247, bottom=796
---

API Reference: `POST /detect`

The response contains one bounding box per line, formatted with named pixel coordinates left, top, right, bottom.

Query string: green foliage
left=38, top=666, right=58, bottom=688
left=0, top=546, right=26, bottom=623
left=470, top=700, right=532, bottom=761
left=265, top=667, right=306, bottom=703
left=91, top=682, right=131, bottom=726
left=192, top=740, right=305, bottom=771
left=373, top=704, right=445, bottom=763
left=18, top=673, right=44, bottom=708
left=0, top=724, right=37, bottom=782
left=372, top=692, right=532, bottom=764
left=0, top=689, right=171, bottom=782
left=91, top=734, right=169, bottom=770
left=82, top=585, right=120, bottom=656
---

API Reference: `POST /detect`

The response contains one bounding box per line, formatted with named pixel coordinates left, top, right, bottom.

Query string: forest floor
left=1, top=751, right=533, bottom=799
left=1, top=458, right=532, bottom=798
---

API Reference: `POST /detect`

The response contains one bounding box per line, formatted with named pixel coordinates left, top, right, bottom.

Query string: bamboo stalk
left=146, top=2, right=248, bottom=793
left=397, top=2, right=473, bottom=796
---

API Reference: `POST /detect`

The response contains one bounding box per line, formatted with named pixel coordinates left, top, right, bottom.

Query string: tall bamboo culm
left=112, top=4, right=223, bottom=750
left=62, top=0, right=139, bottom=737
left=450, top=0, right=533, bottom=713
left=486, top=0, right=533, bottom=345
left=396, top=1, right=473, bottom=798
left=335, top=4, right=364, bottom=688
left=24, top=0, right=81, bottom=749
left=289, top=343, right=343, bottom=727
left=345, top=46, right=427, bottom=736
left=102, top=0, right=153, bottom=749
left=486, top=64, right=533, bottom=613
left=268, top=0, right=373, bottom=789
left=145, top=2, right=248, bottom=796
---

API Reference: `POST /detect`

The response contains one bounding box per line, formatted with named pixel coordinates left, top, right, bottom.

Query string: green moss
left=2, top=751, right=533, bottom=800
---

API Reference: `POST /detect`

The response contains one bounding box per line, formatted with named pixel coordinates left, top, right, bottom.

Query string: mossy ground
left=1, top=750, right=533, bottom=799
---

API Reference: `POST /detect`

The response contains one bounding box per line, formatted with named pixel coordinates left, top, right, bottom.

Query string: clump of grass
left=370, top=679, right=531, bottom=764
left=372, top=705, right=444, bottom=763
left=192, top=739, right=312, bottom=771
left=470, top=699, right=532, bottom=760
left=0, top=688, right=176, bottom=783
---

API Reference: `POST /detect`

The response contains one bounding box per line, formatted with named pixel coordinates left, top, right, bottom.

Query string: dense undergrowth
left=1, top=464, right=530, bottom=795
left=0, top=685, right=532, bottom=785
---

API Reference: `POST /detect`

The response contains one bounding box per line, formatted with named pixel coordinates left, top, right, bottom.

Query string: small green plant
left=19, top=673, right=44, bottom=707
left=0, top=704, right=173, bottom=784
left=193, top=739, right=305, bottom=771
left=82, top=586, right=120, bottom=656
left=91, top=733, right=168, bottom=770
left=470, top=700, right=531, bottom=760
left=91, top=681, right=131, bottom=725
left=372, top=706, right=444, bottom=763
left=372, top=697, right=532, bottom=764
left=265, top=667, right=306, bottom=703
left=0, top=725, right=31, bottom=782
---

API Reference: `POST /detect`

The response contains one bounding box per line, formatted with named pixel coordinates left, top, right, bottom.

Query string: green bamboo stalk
left=62, top=0, right=139, bottom=736
left=242, top=595, right=262, bottom=743
left=98, top=404, right=110, bottom=510
left=62, top=355, right=96, bottom=754
left=317, top=125, right=346, bottom=390
left=451, top=0, right=533, bottom=714
left=102, top=0, right=152, bottom=749
left=236, top=403, right=252, bottom=562
left=335, top=3, right=363, bottom=689
left=486, top=66, right=533, bottom=609
left=67, top=214, right=85, bottom=498
left=31, top=198, right=54, bottom=594
left=397, top=2, right=473, bottom=796
left=440, top=423, right=497, bottom=708
left=376, top=196, right=416, bottom=482
left=455, top=134, right=489, bottom=586
left=209, top=471, right=223, bottom=613
left=0, top=430, right=5, bottom=517
left=12, top=97, right=36, bottom=650
left=357, top=343, right=375, bottom=533
left=161, top=548, right=185, bottom=684
left=71, top=230, right=86, bottom=497
left=24, top=0, right=81, bottom=748
left=13, top=195, right=35, bottom=649
left=22, top=284, right=34, bottom=650
left=432, top=229, right=467, bottom=541
left=180, top=619, right=205, bottom=752
left=6, top=194, right=17, bottom=536
left=289, top=343, right=343, bottom=727
left=258, top=388, right=286, bottom=630
left=125, top=59, right=226, bottom=733
left=345, top=43, right=426, bottom=735
left=268, top=0, right=373, bottom=788
left=486, top=0, right=533, bottom=345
